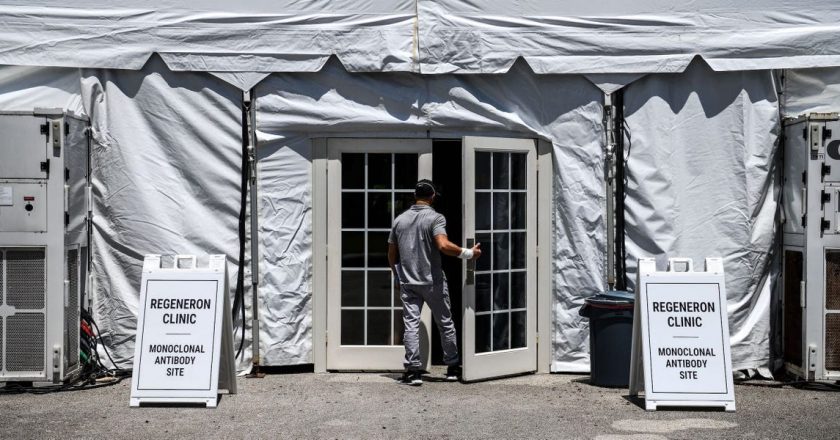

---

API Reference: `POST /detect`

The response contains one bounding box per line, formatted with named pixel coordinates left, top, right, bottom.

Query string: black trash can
left=579, top=290, right=635, bottom=387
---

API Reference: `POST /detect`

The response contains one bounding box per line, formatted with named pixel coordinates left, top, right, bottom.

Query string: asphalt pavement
left=1, top=367, right=838, bottom=439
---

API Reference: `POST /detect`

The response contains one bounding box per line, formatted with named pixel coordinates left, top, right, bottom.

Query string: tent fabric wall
left=253, top=60, right=606, bottom=370
left=783, top=68, right=840, bottom=117
left=622, top=60, right=780, bottom=371
left=79, top=56, right=251, bottom=368
left=0, top=65, right=84, bottom=114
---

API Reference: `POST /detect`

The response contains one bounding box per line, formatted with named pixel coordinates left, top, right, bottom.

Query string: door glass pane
left=472, top=149, right=529, bottom=353
left=342, top=232, right=364, bottom=267
left=493, top=272, right=509, bottom=311
left=368, top=193, right=392, bottom=228
left=367, top=232, right=390, bottom=267
left=367, top=271, right=391, bottom=307
left=511, top=232, right=526, bottom=270
left=341, top=271, right=364, bottom=307
left=511, top=311, right=527, bottom=349
left=493, top=152, right=509, bottom=189
left=341, top=310, right=364, bottom=345
left=493, top=313, right=510, bottom=351
left=342, top=192, right=365, bottom=228
left=476, top=314, right=492, bottom=353
left=340, top=151, right=420, bottom=347
left=394, top=154, right=419, bottom=189
left=493, top=192, right=509, bottom=230
left=493, top=233, right=509, bottom=271
left=476, top=274, right=492, bottom=312
left=511, top=153, right=527, bottom=189
left=368, top=153, right=391, bottom=189
left=511, top=271, right=527, bottom=309
left=342, top=153, right=365, bottom=189
left=511, top=193, right=526, bottom=229
left=476, top=152, right=491, bottom=189
left=367, top=310, right=391, bottom=345
left=475, top=193, right=491, bottom=231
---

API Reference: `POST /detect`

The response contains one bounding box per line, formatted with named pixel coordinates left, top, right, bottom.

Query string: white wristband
left=458, top=248, right=474, bottom=259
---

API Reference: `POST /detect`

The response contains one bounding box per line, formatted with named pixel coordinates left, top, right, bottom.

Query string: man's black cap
left=415, top=179, right=439, bottom=199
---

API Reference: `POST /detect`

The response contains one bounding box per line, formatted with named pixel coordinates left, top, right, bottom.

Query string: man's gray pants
left=401, top=282, right=459, bottom=370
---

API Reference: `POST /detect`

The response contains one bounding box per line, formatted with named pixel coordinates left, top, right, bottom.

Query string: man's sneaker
left=401, top=371, right=423, bottom=386
left=445, top=365, right=461, bottom=382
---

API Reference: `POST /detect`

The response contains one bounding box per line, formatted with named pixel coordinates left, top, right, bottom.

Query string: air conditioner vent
left=5, top=313, right=45, bottom=372
left=5, top=249, right=46, bottom=310
left=65, top=249, right=79, bottom=371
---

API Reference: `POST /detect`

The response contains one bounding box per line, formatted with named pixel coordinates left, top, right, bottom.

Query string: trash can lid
left=584, top=290, right=635, bottom=307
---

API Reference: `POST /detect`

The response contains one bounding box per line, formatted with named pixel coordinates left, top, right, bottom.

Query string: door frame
left=312, top=137, right=553, bottom=374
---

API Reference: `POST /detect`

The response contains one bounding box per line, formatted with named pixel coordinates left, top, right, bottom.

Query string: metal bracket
left=52, top=346, right=61, bottom=384
left=52, top=120, right=61, bottom=149
left=810, top=123, right=823, bottom=151
left=808, top=344, right=818, bottom=372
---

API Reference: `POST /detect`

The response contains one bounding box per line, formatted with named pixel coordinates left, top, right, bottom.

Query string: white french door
left=462, top=136, right=538, bottom=382
left=326, top=139, right=433, bottom=370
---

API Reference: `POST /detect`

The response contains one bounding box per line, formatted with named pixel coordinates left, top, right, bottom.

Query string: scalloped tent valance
left=0, top=0, right=838, bottom=75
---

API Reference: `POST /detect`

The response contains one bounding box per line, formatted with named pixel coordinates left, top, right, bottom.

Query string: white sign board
left=130, top=254, right=237, bottom=408
left=629, top=258, right=736, bottom=412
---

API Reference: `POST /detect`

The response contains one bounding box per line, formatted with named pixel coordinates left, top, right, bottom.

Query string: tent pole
left=604, top=93, right=617, bottom=290
left=245, top=88, right=264, bottom=378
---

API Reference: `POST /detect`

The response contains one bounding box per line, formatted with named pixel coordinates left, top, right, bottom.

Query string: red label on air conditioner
left=23, top=196, right=34, bottom=201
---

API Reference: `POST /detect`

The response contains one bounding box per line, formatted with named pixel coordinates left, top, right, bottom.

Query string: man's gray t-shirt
left=388, top=205, right=447, bottom=285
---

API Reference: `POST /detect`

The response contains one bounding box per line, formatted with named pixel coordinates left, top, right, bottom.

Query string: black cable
left=614, top=90, right=629, bottom=290
left=84, top=309, right=124, bottom=372
left=735, top=379, right=840, bottom=392
left=0, top=374, right=130, bottom=395
left=232, top=92, right=251, bottom=359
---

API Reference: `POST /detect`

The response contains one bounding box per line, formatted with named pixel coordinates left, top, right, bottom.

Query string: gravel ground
left=1, top=368, right=839, bottom=439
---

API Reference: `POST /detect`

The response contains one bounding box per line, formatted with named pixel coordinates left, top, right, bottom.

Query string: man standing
left=388, top=179, right=482, bottom=386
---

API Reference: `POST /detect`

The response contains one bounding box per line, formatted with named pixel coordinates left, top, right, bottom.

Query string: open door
left=462, top=136, right=537, bottom=381
left=325, top=138, right=433, bottom=370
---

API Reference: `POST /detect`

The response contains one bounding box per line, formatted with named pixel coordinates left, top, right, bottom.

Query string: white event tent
left=0, top=0, right=838, bottom=375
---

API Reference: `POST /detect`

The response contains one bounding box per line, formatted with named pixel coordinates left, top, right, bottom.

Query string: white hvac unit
left=782, top=112, right=840, bottom=381
left=0, top=109, right=90, bottom=384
